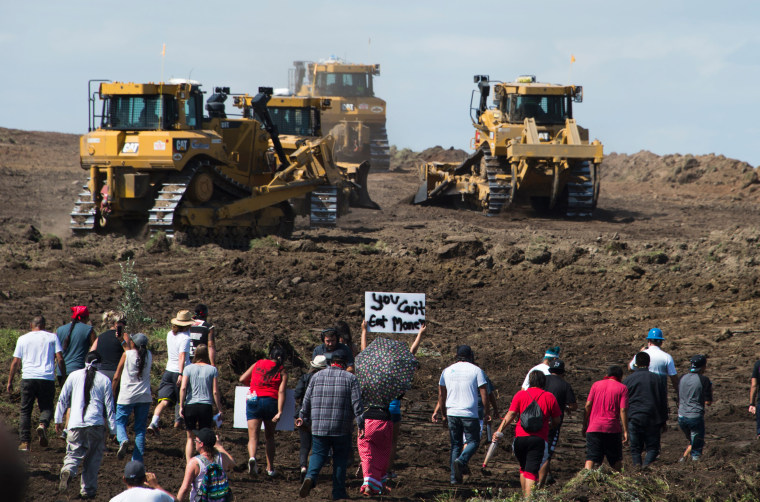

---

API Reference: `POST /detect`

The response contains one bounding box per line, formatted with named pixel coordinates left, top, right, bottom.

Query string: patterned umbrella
left=355, top=337, right=418, bottom=408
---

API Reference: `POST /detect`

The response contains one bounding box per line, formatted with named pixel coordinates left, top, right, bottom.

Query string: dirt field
left=2, top=127, right=760, bottom=501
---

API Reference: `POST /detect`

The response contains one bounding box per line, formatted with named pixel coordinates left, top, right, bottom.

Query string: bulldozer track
left=309, top=185, right=339, bottom=227
left=484, top=154, right=512, bottom=216
left=70, top=184, right=96, bottom=233
left=566, top=160, right=595, bottom=217
left=370, top=125, right=390, bottom=170
left=147, top=166, right=198, bottom=239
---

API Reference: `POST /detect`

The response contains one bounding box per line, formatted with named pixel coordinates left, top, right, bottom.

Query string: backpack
left=196, top=454, right=231, bottom=502
left=520, top=392, right=545, bottom=433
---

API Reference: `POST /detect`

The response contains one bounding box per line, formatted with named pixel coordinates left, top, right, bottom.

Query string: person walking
left=189, top=304, right=216, bottom=367
left=623, top=352, right=668, bottom=468
left=628, top=328, right=679, bottom=398
left=239, top=344, right=287, bottom=478
left=748, top=357, right=760, bottom=438
left=176, top=428, right=234, bottom=501
left=90, top=311, right=128, bottom=382
left=112, top=332, right=153, bottom=462
left=55, top=351, right=116, bottom=499
left=431, top=345, right=489, bottom=485
left=361, top=320, right=427, bottom=479
left=56, top=306, right=96, bottom=381
left=294, top=354, right=328, bottom=481
left=678, top=355, right=713, bottom=461
left=582, top=366, right=629, bottom=471
left=297, top=353, right=364, bottom=500
left=539, top=359, right=577, bottom=486
left=179, top=344, right=224, bottom=464
left=493, top=370, right=561, bottom=498
left=109, top=460, right=175, bottom=502
left=521, top=346, right=561, bottom=390
left=148, top=310, right=193, bottom=435
left=7, top=315, right=66, bottom=450
left=313, top=327, right=355, bottom=372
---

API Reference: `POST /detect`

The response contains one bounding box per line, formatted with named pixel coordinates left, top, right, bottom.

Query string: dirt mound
left=391, top=145, right=469, bottom=172
left=602, top=150, right=759, bottom=201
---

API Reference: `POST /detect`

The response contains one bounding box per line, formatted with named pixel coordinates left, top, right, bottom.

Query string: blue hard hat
left=646, top=328, right=664, bottom=340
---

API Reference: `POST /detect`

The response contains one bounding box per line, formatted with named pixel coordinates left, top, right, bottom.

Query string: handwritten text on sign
left=364, top=292, right=426, bottom=334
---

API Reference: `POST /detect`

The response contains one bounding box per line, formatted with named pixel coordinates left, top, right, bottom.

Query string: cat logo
left=174, top=139, right=189, bottom=152
left=341, top=103, right=355, bottom=112
left=122, top=142, right=139, bottom=154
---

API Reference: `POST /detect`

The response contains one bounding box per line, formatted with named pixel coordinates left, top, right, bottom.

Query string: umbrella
left=355, top=337, right=418, bottom=408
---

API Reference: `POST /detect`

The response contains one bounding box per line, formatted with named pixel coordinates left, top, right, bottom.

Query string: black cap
left=548, top=359, right=565, bottom=374
left=124, top=460, right=145, bottom=480
left=456, top=345, right=474, bottom=362
left=690, top=354, right=707, bottom=371
left=194, top=428, right=216, bottom=448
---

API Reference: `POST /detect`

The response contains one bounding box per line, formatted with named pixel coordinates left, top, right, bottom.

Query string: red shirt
left=248, top=359, right=282, bottom=399
left=586, top=378, right=628, bottom=433
left=509, top=387, right=561, bottom=441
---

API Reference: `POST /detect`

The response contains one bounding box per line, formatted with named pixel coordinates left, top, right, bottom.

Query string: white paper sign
left=233, top=386, right=295, bottom=431
left=364, top=291, right=426, bottom=334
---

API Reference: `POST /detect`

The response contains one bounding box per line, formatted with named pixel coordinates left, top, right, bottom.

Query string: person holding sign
left=312, top=328, right=355, bottom=373
left=239, top=345, right=287, bottom=478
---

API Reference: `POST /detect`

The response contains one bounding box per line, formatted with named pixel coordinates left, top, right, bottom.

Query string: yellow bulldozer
left=415, top=75, right=603, bottom=217
left=290, top=58, right=390, bottom=170
left=71, top=79, right=367, bottom=247
left=233, top=92, right=380, bottom=211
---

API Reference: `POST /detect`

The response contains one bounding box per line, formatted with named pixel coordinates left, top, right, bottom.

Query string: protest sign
left=233, top=387, right=294, bottom=431
left=364, top=291, right=426, bottom=334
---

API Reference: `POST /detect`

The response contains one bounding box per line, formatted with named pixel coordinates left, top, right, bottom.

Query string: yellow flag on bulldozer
left=571, top=54, right=576, bottom=63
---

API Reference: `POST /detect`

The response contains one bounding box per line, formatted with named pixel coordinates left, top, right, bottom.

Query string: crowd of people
left=4, top=303, right=724, bottom=500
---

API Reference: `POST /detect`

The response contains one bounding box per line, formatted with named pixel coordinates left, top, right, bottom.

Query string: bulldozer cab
left=291, top=59, right=379, bottom=99
left=96, top=80, right=204, bottom=132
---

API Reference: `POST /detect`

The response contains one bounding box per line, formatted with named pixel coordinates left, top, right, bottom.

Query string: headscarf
left=70, top=306, right=89, bottom=320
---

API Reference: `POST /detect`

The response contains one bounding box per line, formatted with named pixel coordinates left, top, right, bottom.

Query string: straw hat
left=311, top=355, right=328, bottom=369
left=171, top=310, right=194, bottom=326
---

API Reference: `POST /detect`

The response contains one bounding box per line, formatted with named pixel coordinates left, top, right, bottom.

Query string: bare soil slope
left=2, top=127, right=760, bottom=501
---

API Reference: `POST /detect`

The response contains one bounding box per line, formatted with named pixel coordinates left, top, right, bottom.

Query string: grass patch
left=354, top=240, right=388, bottom=255
left=249, top=236, right=283, bottom=250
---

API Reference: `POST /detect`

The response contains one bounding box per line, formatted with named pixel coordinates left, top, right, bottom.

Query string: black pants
left=299, top=426, right=313, bottom=468
left=628, top=419, right=661, bottom=466
left=20, top=379, right=55, bottom=442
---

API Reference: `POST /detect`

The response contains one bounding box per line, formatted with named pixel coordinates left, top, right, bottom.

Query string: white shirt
left=118, top=350, right=153, bottom=405
left=521, top=362, right=551, bottom=390
left=628, top=345, right=677, bottom=376
left=54, top=367, right=116, bottom=432
left=13, top=330, right=62, bottom=380
left=109, top=486, right=175, bottom=502
left=439, top=361, right=487, bottom=418
left=165, top=329, right=191, bottom=373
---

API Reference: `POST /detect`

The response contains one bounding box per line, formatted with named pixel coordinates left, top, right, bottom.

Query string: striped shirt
left=300, top=366, right=364, bottom=436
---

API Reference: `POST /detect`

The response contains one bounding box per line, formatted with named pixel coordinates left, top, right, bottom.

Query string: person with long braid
left=54, top=351, right=116, bottom=499
left=112, top=333, right=152, bottom=462
left=55, top=306, right=96, bottom=382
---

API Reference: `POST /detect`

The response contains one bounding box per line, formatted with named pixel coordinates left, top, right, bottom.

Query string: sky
left=2, top=0, right=759, bottom=167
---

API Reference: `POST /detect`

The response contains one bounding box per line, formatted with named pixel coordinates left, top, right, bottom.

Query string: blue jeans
left=448, top=416, right=480, bottom=483
left=115, top=402, right=150, bottom=462
left=628, top=419, right=662, bottom=466
left=678, top=416, right=705, bottom=459
left=306, top=434, right=351, bottom=500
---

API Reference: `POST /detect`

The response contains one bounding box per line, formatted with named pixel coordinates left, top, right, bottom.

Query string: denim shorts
left=246, top=396, right=278, bottom=421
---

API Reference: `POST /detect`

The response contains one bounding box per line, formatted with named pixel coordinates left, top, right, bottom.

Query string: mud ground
left=2, top=127, right=760, bottom=500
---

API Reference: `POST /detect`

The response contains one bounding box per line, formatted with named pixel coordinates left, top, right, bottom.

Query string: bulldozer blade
left=413, top=182, right=430, bottom=205
left=350, top=161, right=381, bottom=210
